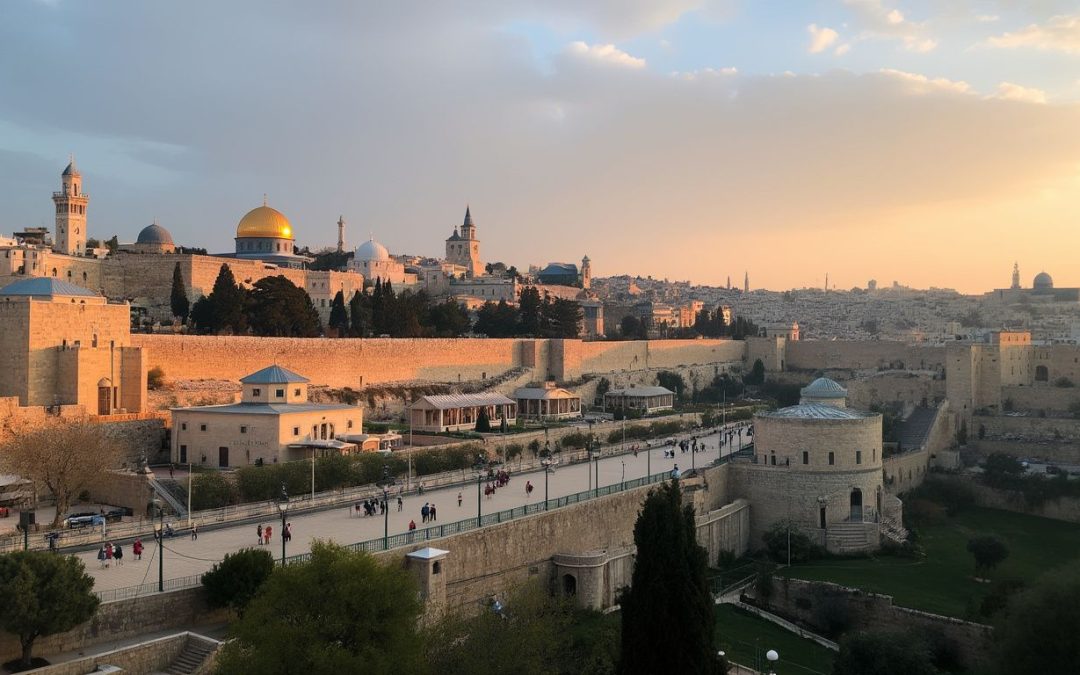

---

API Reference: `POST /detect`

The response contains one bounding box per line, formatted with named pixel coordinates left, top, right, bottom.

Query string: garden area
left=716, top=604, right=836, bottom=675
left=783, top=502, right=1080, bottom=619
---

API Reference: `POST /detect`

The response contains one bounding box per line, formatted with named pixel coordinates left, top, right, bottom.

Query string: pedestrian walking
left=105, top=542, right=113, bottom=568
left=283, top=522, right=292, bottom=543
left=430, top=504, right=437, bottom=521
left=421, top=503, right=430, bottom=523
left=526, top=481, right=533, bottom=498
left=408, top=519, right=416, bottom=531
left=457, top=492, right=463, bottom=507
left=114, top=543, right=124, bottom=566
left=397, top=496, right=403, bottom=511
left=133, top=538, right=143, bottom=561
left=190, top=522, right=198, bottom=540
left=264, top=524, right=272, bottom=545
left=97, top=545, right=107, bottom=569
left=257, top=523, right=263, bottom=545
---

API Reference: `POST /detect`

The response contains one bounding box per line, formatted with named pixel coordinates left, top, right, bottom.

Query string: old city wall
left=1000, top=384, right=1080, bottom=414
left=36, top=633, right=193, bottom=675
left=971, top=439, right=1080, bottom=464
left=575, top=339, right=745, bottom=378
left=966, top=482, right=1080, bottom=524
left=883, top=449, right=931, bottom=493
left=976, top=414, right=1080, bottom=443
left=754, top=578, right=993, bottom=672
left=132, top=335, right=525, bottom=388
left=845, top=374, right=945, bottom=410
left=0, top=585, right=227, bottom=665
left=786, top=341, right=945, bottom=373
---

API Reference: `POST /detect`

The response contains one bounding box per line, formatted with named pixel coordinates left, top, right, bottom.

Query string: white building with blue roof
left=171, top=365, right=364, bottom=468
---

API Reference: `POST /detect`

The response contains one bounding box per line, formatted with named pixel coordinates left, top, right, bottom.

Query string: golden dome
left=236, top=205, right=294, bottom=240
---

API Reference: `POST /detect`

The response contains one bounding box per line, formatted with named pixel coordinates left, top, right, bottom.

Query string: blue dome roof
left=800, top=377, right=847, bottom=399
left=136, top=222, right=174, bottom=245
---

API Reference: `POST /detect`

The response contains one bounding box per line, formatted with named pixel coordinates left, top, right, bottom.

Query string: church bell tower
left=52, top=157, right=89, bottom=256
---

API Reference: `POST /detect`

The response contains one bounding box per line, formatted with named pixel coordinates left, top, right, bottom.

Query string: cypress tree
left=170, top=262, right=190, bottom=322
left=328, top=290, right=349, bottom=336
left=348, top=290, right=369, bottom=337
left=619, top=480, right=718, bottom=675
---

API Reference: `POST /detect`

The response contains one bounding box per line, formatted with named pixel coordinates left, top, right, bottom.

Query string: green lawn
left=716, top=604, right=836, bottom=675
left=783, top=507, right=1080, bottom=618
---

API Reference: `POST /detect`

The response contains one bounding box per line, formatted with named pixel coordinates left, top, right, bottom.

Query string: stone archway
left=562, top=574, right=577, bottom=596
left=849, top=488, right=863, bottom=522
left=1035, top=365, right=1049, bottom=382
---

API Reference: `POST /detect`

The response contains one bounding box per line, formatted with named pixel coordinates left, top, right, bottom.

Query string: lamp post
left=541, top=458, right=551, bottom=510
left=310, top=448, right=316, bottom=503
left=383, top=487, right=389, bottom=549
left=276, top=484, right=289, bottom=564
left=152, top=497, right=164, bottom=593
left=593, top=450, right=600, bottom=497
left=620, top=460, right=625, bottom=488
left=766, top=648, right=779, bottom=675
left=476, top=473, right=483, bottom=528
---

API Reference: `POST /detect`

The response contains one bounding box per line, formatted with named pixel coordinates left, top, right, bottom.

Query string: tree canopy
left=967, top=536, right=1009, bottom=577
left=170, top=262, right=190, bottom=322
left=328, top=290, right=349, bottom=336
left=246, top=276, right=322, bottom=337
left=202, top=548, right=275, bottom=617
left=190, top=263, right=248, bottom=335
left=832, top=630, right=939, bottom=675
left=214, top=542, right=424, bottom=674
left=995, top=569, right=1080, bottom=674
left=619, top=480, right=718, bottom=674
left=0, top=551, right=99, bottom=669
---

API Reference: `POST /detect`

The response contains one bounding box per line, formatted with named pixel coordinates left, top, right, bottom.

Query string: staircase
left=148, top=477, right=188, bottom=518
left=897, top=406, right=938, bottom=452
left=164, top=635, right=218, bottom=674
left=826, top=522, right=872, bottom=554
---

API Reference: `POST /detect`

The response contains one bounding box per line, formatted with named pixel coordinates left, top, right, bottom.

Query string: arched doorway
left=850, top=488, right=863, bottom=522
left=96, top=378, right=111, bottom=415
left=562, top=574, right=577, bottom=596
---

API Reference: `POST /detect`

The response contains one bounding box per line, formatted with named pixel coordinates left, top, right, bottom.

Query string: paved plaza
left=80, top=426, right=749, bottom=593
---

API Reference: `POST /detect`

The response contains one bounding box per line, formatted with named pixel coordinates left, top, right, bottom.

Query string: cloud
left=843, top=0, right=937, bottom=52
left=565, top=41, right=646, bottom=68
left=807, top=24, right=840, bottom=54
left=835, top=43, right=852, bottom=56
left=987, top=14, right=1080, bottom=53
left=878, top=69, right=972, bottom=94
left=994, top=82, right=1048, bottom=104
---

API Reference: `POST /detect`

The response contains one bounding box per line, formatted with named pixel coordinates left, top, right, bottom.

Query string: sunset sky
left=1, top=1, right=1079, bottom=293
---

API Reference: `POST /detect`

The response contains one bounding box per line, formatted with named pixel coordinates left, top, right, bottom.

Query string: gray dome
left=800, top=377, right=847, bottom=400
left=1033, top=272, right=1053, bottom=290
left=136, top=222, right=174, bottom=245
left=355, top=237, right=390, bottom=262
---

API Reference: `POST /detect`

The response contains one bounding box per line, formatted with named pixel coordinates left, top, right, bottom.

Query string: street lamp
left=766, top=648, right=779, bottom=675
left=276, top=484, right=289, bottom=564
left=152, top=497, right=164, bottom=593
left=476, top=472, right=485, bottom=527
left=541, top=458, right=551, bottom=510
left=593, top=447, right=600, bottom=497
left=382, top=486, right=390, bottom=549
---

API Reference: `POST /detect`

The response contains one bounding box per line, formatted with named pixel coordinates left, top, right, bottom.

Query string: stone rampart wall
left=786, top=341, right=945, bottom=372
left=846, top=374, right=945, bottom=410
left=977, top=414, right=1080, bottom=441
left=0, top=586, right=227, bottom=665
left=37, top=632, right=189, bottom=675
left=1000, top=385, right=1080, bottom=414
left=968, top=482, right=1080, bottom=524
left=883, top=449, right=930, bottom=493
left=753, top=578, right=992, bottom=672
left=970, top=439, right=1080, bottom=464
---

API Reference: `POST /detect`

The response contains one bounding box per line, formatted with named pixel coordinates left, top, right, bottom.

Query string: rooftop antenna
left=263, top=193, right=267, bottom=207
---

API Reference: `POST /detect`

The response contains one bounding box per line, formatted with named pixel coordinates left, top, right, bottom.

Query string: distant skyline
left=1, top=1, right=1079, bottom=293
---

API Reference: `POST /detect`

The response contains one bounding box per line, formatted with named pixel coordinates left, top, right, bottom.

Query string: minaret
left=825, top=273, right=829, bottom=291
left=52, top=157, right=89, bottom=256
left=581, top=255, right=592, bottom=290
left=726, top=275, right=731, bottom=290
left=744, top=271, right=749, bottom=293
left=337, top=215, right=345, bottom=253
left=1011, top=262, right=1021, bottom=290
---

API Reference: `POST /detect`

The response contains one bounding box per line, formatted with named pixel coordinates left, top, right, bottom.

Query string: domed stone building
left=1033, top=271, right=1053, bottom=291
left=233, top=201, right=310, bottom=267
left=119, top=221, right=176, bottom=254
left=349, top=237, right=413, bottom=285
left=730, top=377, right=896, bottom=554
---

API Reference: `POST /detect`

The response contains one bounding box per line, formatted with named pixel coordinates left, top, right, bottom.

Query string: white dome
left=355, top=238, right=390, bottom=262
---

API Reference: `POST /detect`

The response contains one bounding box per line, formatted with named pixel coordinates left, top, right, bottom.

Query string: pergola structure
left=514, top=383, right=582, bottom=421
left=408, top=393, right=517, bottom=433
left=603, top=386, right=676, bottom=414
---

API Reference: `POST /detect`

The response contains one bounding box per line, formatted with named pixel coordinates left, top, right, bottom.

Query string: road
left=80, top=424, right=751, bottom=593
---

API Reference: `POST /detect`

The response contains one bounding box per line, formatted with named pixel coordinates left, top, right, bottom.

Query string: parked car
left=63, top=512, right=98, bottom=529
left=1046, top=465, right=1064, bottom=475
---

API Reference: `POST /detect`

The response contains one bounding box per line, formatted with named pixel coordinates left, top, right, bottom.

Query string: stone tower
left=52, top=158, right=89, bottom=256
left=581, top=254, right=592, bottom=289
left=744, top=271, right=749, bottom=293
left=337, top=215, right=345, bottom=253
left=445, top=206, right=484, bottom=278
left=1011, top=262, right=1020, bottom=290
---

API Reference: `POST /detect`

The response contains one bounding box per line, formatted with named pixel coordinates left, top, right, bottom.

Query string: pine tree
left=475, top=407, right=492, bottom=433
left=170, top=262, right=190, bottom=322
left=246, top=275, right=321, bottom=337
left=348, top=290, right=370, bottom=336
left=192, top=264, right=247, bottom=334
left=328, top=290, right=349, bottom=336
left=619, top=480, right=718, bottom=674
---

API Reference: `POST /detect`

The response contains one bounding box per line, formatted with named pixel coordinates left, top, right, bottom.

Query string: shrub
left=967, top=536, right=1009, bottom=577
left=147, top=366, right=165, bottom=390
left=561, top=431, right=589, bottom=449
left=762, top=520, right=819, bottom=564
left=202, top=548, right=275, bottom=616
left=190, top=471, right=239, bottom=510
left=907, top=476, right=975, bottom=516
left=1054, top=376, right=1075, bottom=388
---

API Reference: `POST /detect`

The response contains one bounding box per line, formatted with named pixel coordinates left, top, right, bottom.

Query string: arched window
left=562, top=574, right=577, bottom=596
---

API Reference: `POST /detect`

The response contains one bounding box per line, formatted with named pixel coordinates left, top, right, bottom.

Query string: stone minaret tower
left=337, top=215, right=345, bottom=253
left=445, top=206, right=484, bottom=278
left=52, top=157, right=89, bottom=256
left=744, top=271, right=749, bottom=293
left=581, top=254, right=592, bottom=289
left=1011, top=262, right=1021, bottom=289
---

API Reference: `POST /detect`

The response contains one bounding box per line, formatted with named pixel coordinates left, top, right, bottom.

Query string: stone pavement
left=80, top=427, right=749, bottom=593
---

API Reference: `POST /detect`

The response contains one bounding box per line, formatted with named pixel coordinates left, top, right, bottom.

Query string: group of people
left=355, top=497, right=389, bottom=517
left=96, top=538, right=144, bottom=568
left=420, top=502, right=437, bottom=523
left=256, top=522, right=291, bottom=545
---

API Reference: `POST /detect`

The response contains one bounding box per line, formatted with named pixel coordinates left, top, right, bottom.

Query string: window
left=293, top=427, right=300, bottom=436
left=181, top=422, right=187, bottom=431
left=276, top=389, right=285, bottom=398
left=828, top=452, right=835, bottom=466
left=240, top=426, right=248, bottom=434
left=856, top=450, right=862, bottom=465
left=770, top=453, right=776, bottom=466
left=347, top=420, right=354, bottom=429
left=294, top=388, right=300, bottom=396
left=802, top=451, right=808, bottom=465
left=872, top=448, right=876, bottom=461
left=200, top=424, right=207, bottom=432
left=252, top=388, right=261, bottom=397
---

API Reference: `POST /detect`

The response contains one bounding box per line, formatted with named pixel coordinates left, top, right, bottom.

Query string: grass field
left=716, top=604, right=836, bottom=675
left=783, top=506, right=1080, bottom=618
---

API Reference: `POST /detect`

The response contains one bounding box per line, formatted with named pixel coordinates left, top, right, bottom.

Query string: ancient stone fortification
left=786, top=340, right=946, bottom=373
left=132, top=335, right=746, bottom=389
left=752, top=578, right=993, bottom=672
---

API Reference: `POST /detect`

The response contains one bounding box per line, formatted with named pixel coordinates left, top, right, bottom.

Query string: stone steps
left=164, top=638, right=216, bottom=674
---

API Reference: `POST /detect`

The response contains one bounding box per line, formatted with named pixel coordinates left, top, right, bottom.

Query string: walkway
left=79, top=426, right=749, bottom=595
